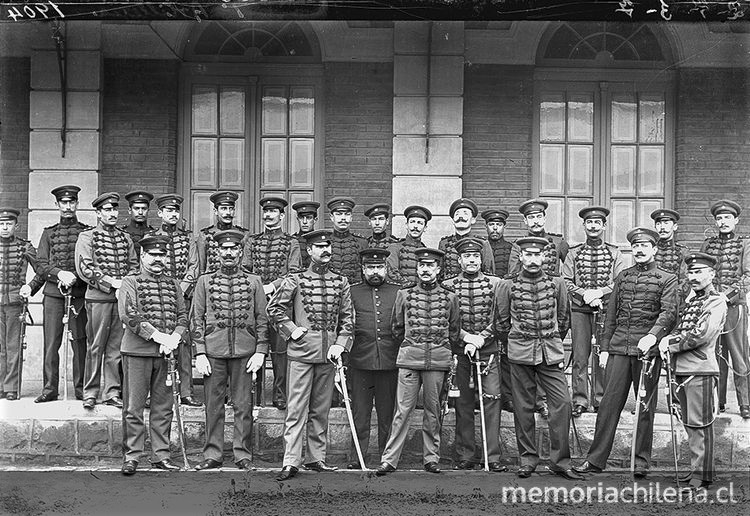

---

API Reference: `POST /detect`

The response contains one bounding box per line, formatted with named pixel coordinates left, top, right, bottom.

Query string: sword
left=472, top=354, right=494, bottom=472
left=334, top=357, right=367, bottom=470
left=250, top=371, right=256, bottom=462
left=631, top=356, right=654, bottom=481
left=440, top=355, right=460, bottom=426
left=17, top=298, right=32, bottom=397
left=59, top=284, right=78, bottom=400
left=166, top=352, right=190, bottom=470
left=663, top=347, right=680, bottom=486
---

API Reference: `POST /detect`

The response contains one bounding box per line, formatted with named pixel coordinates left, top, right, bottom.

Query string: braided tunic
left=75, top=223, right=138, bottom=302
left=328, top=229, right=367, bottom=285
left=366, top=233, right=401, bottom=249
left=442, top=272, right=500, bottom=357
left=437, top=233, right=495, bottom=280
left=292, top=231, right=312, bottom=269
left=36, top=219, right=90, bottom=298
left=655, top=239, right=690, bottom=300
left=121, top=220, right=154, bottom=258
left=508, top=231, right=569, bottom=277
left=0, top=237, right=39, bottom=305
left=195, top=222, right=250, bottom=275
left=385, top=235, right=424, bottom=287
left=700, top=233, right=750, bottom=305
left=244, top=228, right=301, bottom=287
left=488, top=237, right=513, bottom=278
left=146, top=224, right=198, bottom=295
left=563, top=240, right=623, bottom=313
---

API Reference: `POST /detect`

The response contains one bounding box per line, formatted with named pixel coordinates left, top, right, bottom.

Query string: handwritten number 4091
left=7, top=1, right=64, bottom=21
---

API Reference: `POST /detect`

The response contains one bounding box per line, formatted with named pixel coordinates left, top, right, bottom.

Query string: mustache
left=320, top=252, right=331, bottom=258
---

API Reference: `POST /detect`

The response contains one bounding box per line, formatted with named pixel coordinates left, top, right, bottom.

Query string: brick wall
left=462, top=64, right=534, bottom=240
left=0, top=58, right=30, bottom=237
left=324, top=62, right=393, bottom=236
left=675, top=68, right=750, bottom=250
left=101, top=59, right=179, bottom=225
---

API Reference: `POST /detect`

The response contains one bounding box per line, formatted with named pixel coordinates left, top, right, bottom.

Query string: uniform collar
left=98, top=222, right=117, bottom=232
left=657, top=238, right=674, bottom=248
left=520, top=269, right=543, bottom=280
left=719, top=231, right=735, bottom=240
left=264, top=226, right=282, bottom=235
left=59, top=216, right=78, bottom=226
left=216, top=221, right=233, bottom=231
left=419, top=279, right=438, bottom=291
left=634, top=260, right=657, bottom=272
left=585, top=237, right=603, bottom=246
left=310, top=262, right=329, bottom=274
left=370, top=232, right=387, bottom=241
left=333, top=229, right=350, bottom=238
left=161, top=223, right=177, bottom=233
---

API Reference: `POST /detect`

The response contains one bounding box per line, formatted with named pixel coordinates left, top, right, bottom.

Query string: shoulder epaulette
left=548, top=232, right=563, bottom=238
left=352, top=232, right=367, bottom=240
left=605, top=242, right=618, bottom=248
left=675, top=242, right=688, bottom=249
left=504, top=273, right=519, bottom=280
left=569, top=243, right=583, bottom=250
left=200, top=225, right=215, bottom=234
left=234, top=225, right=249, bottom=233
left=44, top=223, right=59, bottom=230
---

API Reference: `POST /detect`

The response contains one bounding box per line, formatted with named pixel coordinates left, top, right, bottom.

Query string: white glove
left=263, top=283, right=275, bottom=296
left=290, top=326, right=307, bottom=341
left=111, top=278, right=123, bottom=290
left=195, top=354, right=211, bottom=376
left=327, top=344, right=345, bottom=362
left=599, top=351, right=609, bottom=369
left=583, top=289, right=602, bottom=305
left=463, top=334, right=485, bottom=349
left=637, top=334, right=657, bottom=355
left=57, top=270, right=77, bottom=287
left=246, top=352, right=265, bottom=373
left=464, top=344, right=477, bottom=358
left=19, top=285, right=31, bottom=299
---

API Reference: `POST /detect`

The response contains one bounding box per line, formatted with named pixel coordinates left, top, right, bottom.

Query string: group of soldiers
left=0, top=186, right=747, bottom=490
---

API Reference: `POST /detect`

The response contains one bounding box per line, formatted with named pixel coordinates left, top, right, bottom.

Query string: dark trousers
left=42, top=295, right=87, bottom=398
left=677, top=375, right=716, bottom=483
left=178, top=336, right=193, bottom=399
left=0, top=304, right=22, bottom=394
left=571, top=311, right=605, bottom=409
left=121, top=354, right=173, bottom=463
left=510, top=360, right=571, bottom=470
left=349, top=367, right=397, bottom=460
left=270, top=328, right=287, bottom=405
left=499, top=353, right=512, bottom=404
left=586, top=354, right=661, bottom=470
left=717, top=304, right=750, bottom=408
left=203, top=356, right=253, bottom=463
left=84, top=301, right=123, bottom=401
left=455, top=354, right=502, bottom=463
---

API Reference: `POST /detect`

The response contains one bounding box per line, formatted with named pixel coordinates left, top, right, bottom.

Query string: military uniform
left=348, top=249, right=400, bottom=463
left=494, top=237, right=573, bottom=476
left=35, top=186, right=90, bottom=401
left=378, top=248, right=461, bottom=473
left=563, top=207, right=625, bottom=413
left=0, top=208, right=40, bottom=399
left=438, top=199, right=495, bottom=281
left=508, top=231, right=568, bottom=277
left=365, top=204, right=401, bottom=249
left=699, top=200, right=750, bottom=415
left=195, top=191, right=250, bottom=275
left=190, top=230, right=269, bottom=468
left=76, top=193, right=138, bottom=406
left=651, top=209, right=690, bottom=302
left=121, top=191, right=155, bottom=258
left=291, top=201, right=320, bottom=270
left=386, top=235, right=426, bottom=287
left=486, top=236, right=513, bottom=278
left=266, top=229, right=354, bottom=472
left=442, top=239, right=504, bottom=470
left=582, top=228, right=677, bottom=475
left=118, top=235, right=188, bottom=470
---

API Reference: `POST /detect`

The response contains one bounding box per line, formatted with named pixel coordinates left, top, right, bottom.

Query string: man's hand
left=658, top=337, right=671, bottom=361
left=19, top=285, right=32, bottom=299
left=464, top=343, right=477, bottom=358
left=599, top=351, right=609, bottom=369
left=153, top=331, right=180, bottom=354
left=111, top=278, right=123, bottom=290
left=327, top=344, right=345, bottom=362
left=463, top=334, right=485, bottom=349
left=583, top=289, right=603, bottom=305
left=589, top=298, right=602, bottom=310
left=637, top=334, right=657, bottom=355
left=263, top=283, right=275, bottom=296
left=195, top=354, right=211, bottom=376
left=290, top=326, right=307, bottom=341
left=246, top=352, right=265, bottom=373
left=57, top=270, right=77, bottom=288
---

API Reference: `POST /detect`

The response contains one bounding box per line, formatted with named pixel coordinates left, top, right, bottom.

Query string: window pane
left=263, top=87, right=287, bottom=135
left=611, top=200, right=636, bottom=246
left=543, top=198, right=564, bottom=236
left=567, top=94, right=593, bottom=142
left=192, top=86, right=217, bottom=135
left=290, top=139, right=314, bottom=188
left=220, top=87, right=245, bottom=135
left=639, top=95, right=665, bottom=143
left=261, top=139, right=287, bottom=188
left=540, top=144, right=564, bottom=194
left=191, top=138, right=216, bottom=187
left=289, top=191, right=314, bottom=207
left=567, top=145, right=593, bottom=195
left=191, top=191, right=214, bottom=233
left=611, top=146, right=636, bottom=195
left=611, top=94, right=636, bottom=143
left=290, top=88, right=315, bottom=135
left=638, top=146, right=664, bottom=195
left=567, top=198, right=591, bottom=244
left=638, top=200, right=662, bottom=227
left=219, top=139, right=244, bottom=188
left=540, top=94, right=565, bottom=142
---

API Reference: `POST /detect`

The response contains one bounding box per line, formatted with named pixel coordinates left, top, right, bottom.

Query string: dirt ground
left=2, top=466, right=749, bottom=516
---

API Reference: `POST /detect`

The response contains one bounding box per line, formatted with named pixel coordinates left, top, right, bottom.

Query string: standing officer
left=327, top=197, right=368, bottom=285
left=191, top=230, right=269, bottom=471
left=386, top=205, right=431, bottom=287
left=443, top=238, right=507, bottom=472
left=365, top=204, right=401, bottom=249
left=147, top=194, right=201, bottom=407
left=121, top=191, right=154, bottom=258
left=291, top=201, right=320, bottom=269
left=118, top=235, right=187, bottom=475
left=34, top=185, right=90, bottom=402
left=495, top=237, right=581, bottom=480
left=375, top=248, right=461, bottom=476
left=700, top=200, right=750, bottom=418
left=658, top=252, right=727, bottom=489
left=347, top=248, right=400, bottom=469
left=76, top=192, right=138, bottom=409
left=482, top=209, right=513, bottom=278
left=0, top=208, right=40, bottom=400
left=438, top=198, right=494, bottom=280
left=574, top=228, right=677, bottom=478
left=195, top=191, right=249, bottom=275
left=267, top=229, right=354, bottom=481
left=508, top=198, right=569, bottom=277
left=244, top=196, right=301, bottom=410
left=563, top=207, right=624, bottom=417
left=652, top=208, right=690, bottom=301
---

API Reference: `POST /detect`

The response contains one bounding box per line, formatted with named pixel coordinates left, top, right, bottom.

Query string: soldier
left=191, top=230, right=269, bottom=471
left=244, top=196, right=302, bottom=410
left=327, top=197, right=367, bottom=285
left=375, top=248, right=461, bottom=476
left=700, top=200, right=750, bottom=418
left=652, top=208, right=690, bottom=302
left=574, top=228, right=677, bottom=478
left=76, top=192, right=138, bottom=409
left=385, top=205, right=431, bottom=287
left=443, top=238, right=507, bottom=472
left=658, top=252, right=727, bottom=489
left=34, top=186, right=90, bottom=403
left=508, top=198, right=569, bottom=277
left=347, top=248, right=401, bottom=469
left=118, top=235, right=187, bottom=475
left=121, top=190, right=154, bottom=257
left=438, top=198, right=494, bottom=280
left=267, top=229, right=354, bottom=481
left=365, top=204, right=401, bottom=249
left=147, top=194, right=201, bottom=407
left=291, top=201, right=320, bottom=269
left=494, top=237, right=581, bottom=480
left=563, top=207, right=624, bottom=417
left=195, top=191, right=249, bottom=275
left=482, top=208, right=513, bottom=278
left=0, top=208, right=40, bottom=400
